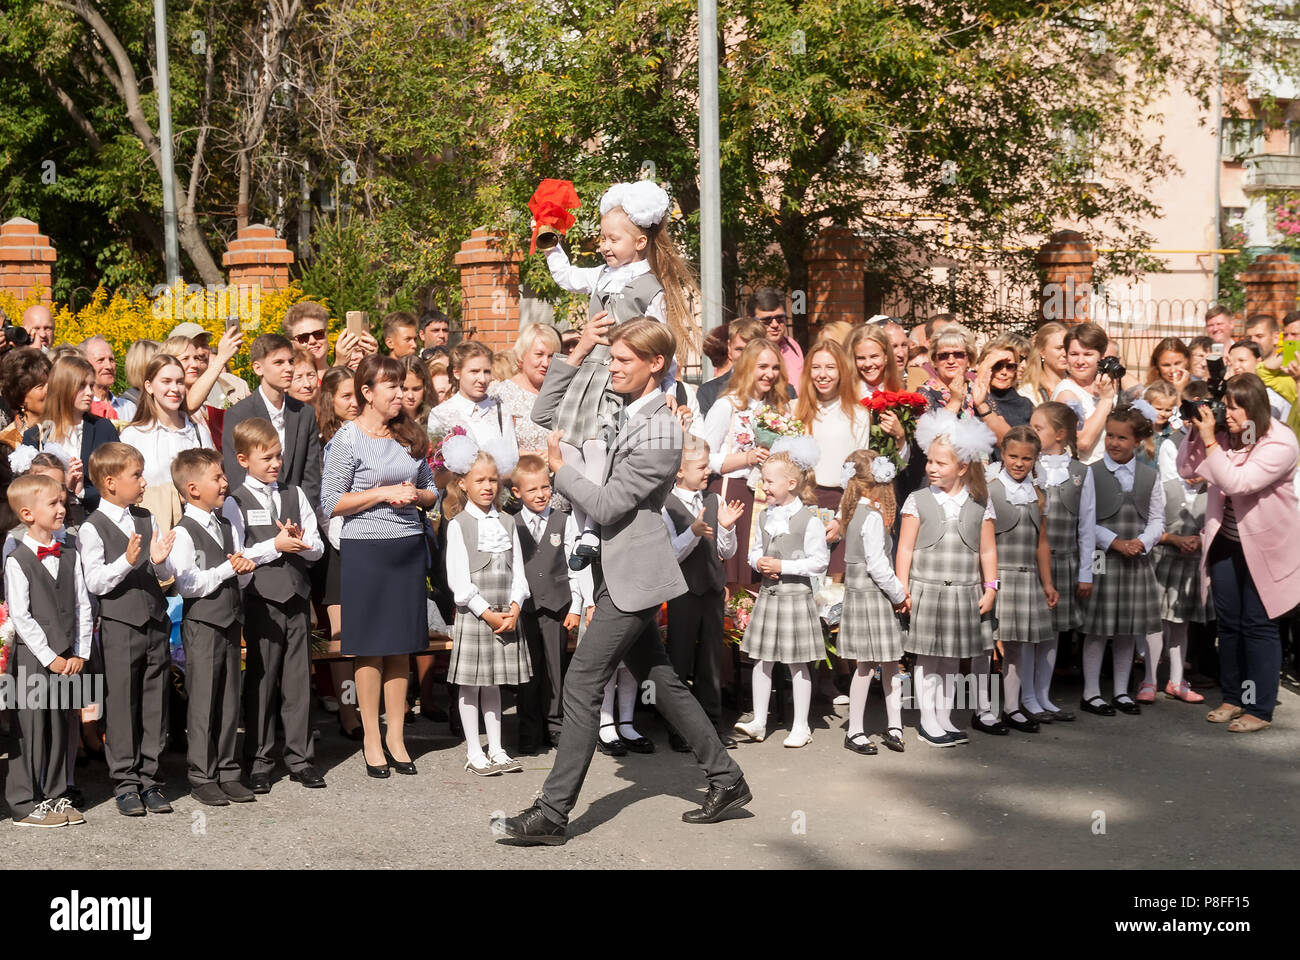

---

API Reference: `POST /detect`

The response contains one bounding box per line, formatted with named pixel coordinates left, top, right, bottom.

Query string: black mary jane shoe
left=843, top=733, right=878, bottom=755
left=617, top=723, right=655, bottom=754
left=383, top=747, right=418, bottom=775
left=1003, top=711, right=1041, bottom=733
left=970, top=714, right=1009, bottom=736
left=1048, top=708, right=1076, bottom=722
left=596, top=724, right=628, bottom=756
left=1079, top=695, right=1116, bottom=717
left=1112, top=695, right=1142, bottom=716
left=881, top=727, right=906, bottom=753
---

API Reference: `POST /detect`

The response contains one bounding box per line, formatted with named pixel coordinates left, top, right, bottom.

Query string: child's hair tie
left=1128, top=397, right=1159, bottom=424
left=7, top=444, right=37, bottom=475
left=770, top=435, right=820, bottom=472
left=870, top=456, right=896, bottom=484
left=914, top=410, right=995, bottom=463
left=838, top=460, right=855, bottom=490
left=600, top=181, right=670, bottom=229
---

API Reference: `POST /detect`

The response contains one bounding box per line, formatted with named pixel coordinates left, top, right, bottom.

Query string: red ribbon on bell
left=528, top=179, right=581, bottom=255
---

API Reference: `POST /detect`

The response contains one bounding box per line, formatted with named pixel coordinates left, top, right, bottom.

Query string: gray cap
left=168, top=321, right=211, bottom=341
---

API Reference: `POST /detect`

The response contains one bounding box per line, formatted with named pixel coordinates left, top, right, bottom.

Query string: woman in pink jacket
left=1178, top=373, right=1300, bottom=733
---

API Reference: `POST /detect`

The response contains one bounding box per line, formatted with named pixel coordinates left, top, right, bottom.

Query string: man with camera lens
left=20, top=305, right=54, bottom=352
left=0, top=306, right=33, bottom=355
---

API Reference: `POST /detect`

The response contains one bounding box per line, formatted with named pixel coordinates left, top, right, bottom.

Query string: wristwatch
left=975, top=404, right=992, bottom=418
left=983, top=580, right=1000, bottom=591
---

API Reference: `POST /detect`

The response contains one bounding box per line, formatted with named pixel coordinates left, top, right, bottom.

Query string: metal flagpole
left=154, top=0, right=181, bottom=284
left=698, top=0, right=722, bottom=379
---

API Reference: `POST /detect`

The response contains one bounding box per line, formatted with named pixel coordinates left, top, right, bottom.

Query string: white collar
left=244, top=475, right=279, bottom=499
left=150, top=415, right=198, bottom=436
left=766, top=499, right=802, bottom=520
left=600, top=259, right=651, bottom=285
left=1103, top=454, right=1134, bottom=476
left=465, top=503, right=497, bottom=521
left=523, top=505, right=550, bottom=524
left=991, top=466, right=1038, bottom=505
left=260, top=384, right=285, bottom=414
left=184, top=502, right=221, bottom=528
left=623, top=391, right=660, bottom=422
left=22, top=532, right=59, bottom=553
left=98, top=500, right=132, bottom=524
left=451, top=393, right=495, bottom=415
left=930, top=485, right=969, bottom=505
left=1039, top=452, right=1070, bottom=466
left=673, top=486, right=705, bottom=505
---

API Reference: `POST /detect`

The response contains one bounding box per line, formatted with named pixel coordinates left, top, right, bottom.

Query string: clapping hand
left=717, top=499, right=745, bottom=531
left=547, top=429, right=567, bottom=475
left=149, top=529, right=175, bottom=565
left=690, top=508, right=713, bottom=539
left=274, top=520, right=309, bottom=553
left=125, top=532, right=143, bottom=566
left=227, top=552, right=256, bottom=575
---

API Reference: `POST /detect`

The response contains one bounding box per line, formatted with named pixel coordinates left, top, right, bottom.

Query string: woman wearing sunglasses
left=918, top=324, right=980, bottom=417
left=970, top=335, right=1035, bottom=449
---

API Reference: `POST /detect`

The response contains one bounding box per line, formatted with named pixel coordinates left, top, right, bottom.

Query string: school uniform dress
left=662, top=487, right=738, bottom=725
left=320, top=421, right=435, bottom=657
left=988, top=471, right=1055, bottom=645
left=741, top=502, right=828, bottom=664
left=3, top=536, right=93, bottom=819
left=1153, top=479, right=1211, bottom=624
left=1081, top=455, right=1165, bottom=638
left=902, top=486, right=996, bottom=658
left=838, top=500, right=906, bottom=662
left=808, top=400, right=872, bottom=576
left=445, top=504, right=532, bottom=686
left=172, top=504, right=248, bottom=788
left=1036, top=453, right=1096, bottom=633
left=79, top=503, right=174, bottom=798
left=224, top=479, right=323, bottom=777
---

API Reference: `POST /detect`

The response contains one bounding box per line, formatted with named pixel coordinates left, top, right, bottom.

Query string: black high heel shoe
left=365, top=757, right=390, bottom=779
left=383, top=746, right=418, bottom=776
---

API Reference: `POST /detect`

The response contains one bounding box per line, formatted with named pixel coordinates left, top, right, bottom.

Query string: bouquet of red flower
left=0, top=602, right=12, bottom=675
left=723, top=591, right=756, bottom=645
left=860, top=390, right=928, bottom=468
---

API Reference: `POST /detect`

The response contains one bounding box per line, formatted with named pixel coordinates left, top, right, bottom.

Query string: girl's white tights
left=1001, top=641, right=1032, bottom=718
left=750, top=660, right=812, bottom=734
left=1082, top=634, right=1137, bottom=700
left=847, top=662, right=904, bottom=737
left=599, top=663, right=642, bottom=743
left=1145, top=622, right=1188, bottom=689
left=914, top=655, right=960, bottom=737
left=563, top=438, right=608, bottom=547
left=1032, top=636, right=1062, bottom=712
left=459, top=685, right=502, bottom=761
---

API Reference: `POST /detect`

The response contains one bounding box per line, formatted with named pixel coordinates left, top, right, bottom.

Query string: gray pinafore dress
left=447, top=511, right=533, bottom=686
left=837, top=501, right=905, bottom=662
left=904, top=488, right=992, bottom=658
left=1080, top=461, right=1162, bottom=638
left=551, top=273, right=664, bottom=447
left=1152, top=479, right=1211, bottom=624
left=989, top=478, right=1054, bottom=645
left=1039, top=458, right=1089, bottom=633
left=741, top=506, right=824, bottom=664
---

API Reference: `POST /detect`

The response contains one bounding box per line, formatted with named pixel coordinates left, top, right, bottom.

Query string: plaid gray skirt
left=995, top=522, right=1054, bottom=645
left=838, top=561, right=905, bottom=662
left=1045, top=502, right=1083, bottom=632
left=1081, top=552, right=1161, bottom=638
left=448, top=551, right=533, bottom=686
left=741, top=578, right=823, bottom=664
left=905, top=524, right=990, bottom=658
left=549, top=343, right=621, bottom=447
left=1153, top=545, right=1211, bottom=624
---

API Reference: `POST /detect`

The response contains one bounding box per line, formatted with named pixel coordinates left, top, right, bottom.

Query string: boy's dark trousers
left=665, top=588, right=726, bottom=727
left=517, top=604, right=568, bottom=748
left=241, top=594, right=314, bottom=775
left=183, top=619, right=243, bottom=787
left=101, top=616, right=171, bottom=797
left=5, top=643, right=71, bottom=819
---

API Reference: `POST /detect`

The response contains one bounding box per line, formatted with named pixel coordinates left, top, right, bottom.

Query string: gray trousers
left=517, top=604, right=568, bottom=745
left=665, top=590, right=725, bottom=726
left=241, top=595, right=314, bottom=774
left=538, top=570, right=744, bottom=827
left=101, top=616, right=171, bottom=796
left=182, top=620, right=242, bottom=786
left=4, top=644, right=69, bottom=819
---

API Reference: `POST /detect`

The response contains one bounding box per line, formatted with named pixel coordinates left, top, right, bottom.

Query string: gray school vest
left=664, top=492, right=726, bottom=595
left=588, top=272, right=664, bottom=322
left=843, top=502, right=893, bottom=565
left=176, top=515, right=243, bottom=628
left=988, top=477, right=1042, bottom=535
left=452, top=511, right=515, bottom=573
left=759, top=506, right=814, bottom=586
left=1163, top=480, right=1207, bottom=537
left=9, top=543, right=77, bottom=657
left=912, top=488, right=985, bottom=552
left=1091, top=460, right=1156, bottom=524
left=84, top=507, right=166, bottom=626
left=516, top=509, right=571, bottom=612
left=229, top=484, right=311, bottom=605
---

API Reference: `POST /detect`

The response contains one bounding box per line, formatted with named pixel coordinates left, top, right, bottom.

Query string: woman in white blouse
left=1050, top=321, right=1116, bottom=464
left=120, top=354, right=214, bottom=528
left=696, top=338, right=790, bottom=584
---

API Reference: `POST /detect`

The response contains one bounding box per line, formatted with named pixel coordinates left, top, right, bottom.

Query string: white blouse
left=809, top=400, right=872, bottom=487
left=901, top=485, right=996, bottom=522
left=1051, top=379, right=1103, bottom=464
left=444, top=503, right=530, bottom=618
left=696, top=395, right=764, bottom=480
left=854, top=502, right=906, bottom=605
left=746, top=501, right=829, bottom=576
left=120, top=415, right=214, bottom=487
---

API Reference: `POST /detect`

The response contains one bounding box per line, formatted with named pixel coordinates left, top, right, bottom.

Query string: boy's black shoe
left=116, top=792, right=147, bottom=817
left=140, top=787, right=173, bottom=813
left=248, top=772, right=272, bottom=794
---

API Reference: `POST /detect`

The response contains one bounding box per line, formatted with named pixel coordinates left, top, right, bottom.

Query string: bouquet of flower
left=429, top=425, right=468, bottom=473
left=0, top=602, right=13, bottom=675
left=752, top=405, right=805, bottom=449
left=860, top=390, right=928, bottom=468
left=723, top=590, right=756, bottom=645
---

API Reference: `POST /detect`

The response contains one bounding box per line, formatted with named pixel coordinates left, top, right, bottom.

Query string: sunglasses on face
left=764, top=315, right=788, bottom=326
left=293, top=328, right=327, bottom=344
left=991, top=360, right=1018, bottom=374
left=933, top=350, right=967, bottom=362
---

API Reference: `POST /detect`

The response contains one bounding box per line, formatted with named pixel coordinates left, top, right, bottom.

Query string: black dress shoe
left=1003, top=711, right=1041, bottom=733
left=140, top=786, right=173, bottom=813
left=248, top=772, right=272, bottom=794
left=948, top=729, right=970, bottom=745
left=116, top=792, right=147, bottom=816
left=289, top=765, right=327, bottom=788
left=60, top=787, right=86, bottom=809
left=547, top=731, right=562, bottom=748
left=365, top=761, right=391, bottom=779
left=383, top=747, right=417, bottom=775
left=917, top=728, right=957, bottom=748
left=881, top=727, right=905, bottom=753
left=683, top=776, right=752, bottom=824
left=617, top=724, right=655, bottom=754
left=717, top=733, right=738, bottom=749
left=220, top=781, right=257, bottom=803
left=337, top=717, right=365, bottom=742
left=191, top=783, right=229, bottom=807
left=1112, top=695, right=1142, bottom=715
left=1047, top=708, right=1076, bottom=722
left=668, top=732, right=691, bottom=753
left=970, top=714, right=1009, bottom=735
left=495, top=803, right=568, bottom=845
left=597, top=724, right=627, bottom=756
left=1080, top=695, right=1116, bottom=717
left=843, top=733, right=878, bottom=755
left=517, top=740, right=543, bottom=756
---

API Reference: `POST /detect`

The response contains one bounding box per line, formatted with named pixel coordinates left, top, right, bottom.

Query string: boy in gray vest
left=660, top=436, right=743, bottom=751
left=170, top=448, right=257, bottom=806
left=80, top=442, right=177, bottom=817
left=4, top=473, right=93, bottom=827
left=224, top=417, right=325, bottom=792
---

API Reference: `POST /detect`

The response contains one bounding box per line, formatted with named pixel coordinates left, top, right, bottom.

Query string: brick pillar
left=455, top=228, right=522, bottom=350
left=1241, top=253, right=1300, bottom=321
left=1035, top=229, right=1096, bottom=325
left=222, top=223, right=293, bottom=291
left=0, top=218, right=56, bottom=304
left=807, top=227, right=867, bottom=337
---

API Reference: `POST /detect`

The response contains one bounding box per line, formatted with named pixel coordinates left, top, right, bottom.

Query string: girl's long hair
left=1034, top=400, right=1079, bottom=459
left=795, top=339, right=861, bottom=429
left=845, top=323, right=903, bottom=393
left=838, top=449, right=898, bottom=531
left=441, top=450, right=499, bottom=520
left=128, top=354, right=187, bottom=430
left=612, top=208, right=701, bottom=364
left=1022, top=321, right=1067, bottom=401
left=315, top=366, right=356, bottom=445
left=354, top=354, right=430, bottom=459
left=43, top=355, right=95, bottom=440
left=399, top=353, right=436, bottom=424
left=720, top=338, right=790, bottom=413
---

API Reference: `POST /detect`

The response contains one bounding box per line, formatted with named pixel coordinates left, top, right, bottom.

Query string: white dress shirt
left=521, top=506, right=585, bottom=615
left=747, top=500, right=830, bottom=576
left=901, top=485, right=997, bottom=522
left=171, top=502, right=251, bottom=596
left=988, top=465, right=1042, bottom=507
left=4, top=533, right=93, bottom=666
left=853, top=502, right=907, bottom=605
left=810, top=400, right=873, bottom=487
left=78, top=499, right=174, bottom=595
left=259, top=385, right=288, bottom=451
left=1036, top=453, right=1097, bottom=583
left=221, top=476, right=323, bottom=567
left=120, top=416, right=214, bottom=487
left=1094, top=454, right=1165, bottom=554
left=444, top=503, right=530, bottom=618
left=661, top=486, right=738, bottom=563
left=1156, top=432, right=1181, bottom=483
left=427, top=392, right=518, bottom=455
left=697, top=395, right=763, bottom=479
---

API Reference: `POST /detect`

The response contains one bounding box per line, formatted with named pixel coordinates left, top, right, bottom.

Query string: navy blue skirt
left=340, top=534, right=428, bottom=656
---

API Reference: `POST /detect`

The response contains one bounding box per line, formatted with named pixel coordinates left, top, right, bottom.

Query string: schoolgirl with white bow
left=734, top=437, right=829, bottom=749
left=541, top=180, right=700, bottom=568
left=441, top=434, right=533, bottom=776
left=836, top=450, right=909, bottom=755
left=895, top=411, right=999, bottom=748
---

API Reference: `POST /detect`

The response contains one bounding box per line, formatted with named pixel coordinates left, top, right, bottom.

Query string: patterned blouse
left=321, top=420, right=434, bottom=541
left=487, top=377, right=567, bottom=510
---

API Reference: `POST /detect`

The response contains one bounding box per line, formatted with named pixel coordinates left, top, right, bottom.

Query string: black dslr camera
left=0, top=307, right=31, bottom=349
left=1097, top=355, right=1126, bottom=381
left=1179, top=357, right=1228, bottom=431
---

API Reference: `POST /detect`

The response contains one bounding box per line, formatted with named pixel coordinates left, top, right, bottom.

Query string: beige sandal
left=1227, top=714, right=1270, bottom=733
left=1206, top=703, right=1244, bottom=723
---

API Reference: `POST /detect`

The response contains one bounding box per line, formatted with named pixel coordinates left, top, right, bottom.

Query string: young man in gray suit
left=496, top=317, right=751, bottom=845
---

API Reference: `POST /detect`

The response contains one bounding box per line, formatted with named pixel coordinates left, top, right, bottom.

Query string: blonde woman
left=1019, top=322, right=1069, bottom=405
left=114, top=340, right=160, bottom=422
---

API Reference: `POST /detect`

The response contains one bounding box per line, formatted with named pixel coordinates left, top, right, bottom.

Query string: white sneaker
left=489, top=751, right=523, bottom=773
left=733, top=719, right=766, bottom=742
left=783, top=728, right=814, bottom=748
left=465, top=755, right=501, bottom=777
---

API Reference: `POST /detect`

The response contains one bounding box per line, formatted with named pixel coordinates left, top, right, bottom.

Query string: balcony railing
left=1243, top=153, right=1300, bottom=190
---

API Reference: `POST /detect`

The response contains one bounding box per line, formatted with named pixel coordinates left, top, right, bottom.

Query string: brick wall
left=455, top=228, right=521, bottom=350
left=222, top=223, right=292, bottom=290
left=0, top=218, right=56, bottom=304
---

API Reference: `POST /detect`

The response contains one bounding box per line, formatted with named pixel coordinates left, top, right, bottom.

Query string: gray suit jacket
left=533, top=360, right=688, bottom=612
left=222, top=389, right=322, bottom=508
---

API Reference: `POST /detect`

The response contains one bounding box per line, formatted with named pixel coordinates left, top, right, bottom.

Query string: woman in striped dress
left=896, top=411, right=998, bottom=748
left=836, top=450, right=909, bottom=755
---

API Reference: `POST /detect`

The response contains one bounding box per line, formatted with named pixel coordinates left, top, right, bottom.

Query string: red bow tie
left=37, top=543, right=61, bottom=561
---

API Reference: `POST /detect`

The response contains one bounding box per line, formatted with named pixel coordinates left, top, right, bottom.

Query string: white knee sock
left=578, top=439, right=608, bottom=544
left=970, top=653, right=999, bottom=724
left=480, top=685, right=503, bottom=756
left=914, top=656, right=946, bottom=738
left=459, top=686, right=484, bottom=760
left=1142, top=630, right=1164, bottom=688
left=600, top=675, right=619, bottom=743
left=1082, top=635, right=1106, bottom=700
left=881, top=663, right=904, bottom=731
left=615, top=664, right=643, bottom=740
left=1112, top=635, right=1136, bottom=699
left=790, top=663, right=812, bottom=735
left=938, top=656, right=962, bottom=732
left=1165, top=621, right=1189, bottom=688
left=1035, top=638, right=1060, bottom=712
left=750, top=660, right=774, bottom=728
left=1002, top=642, right=1023, bottom=716
left=848, top=663, right=875, bottom=738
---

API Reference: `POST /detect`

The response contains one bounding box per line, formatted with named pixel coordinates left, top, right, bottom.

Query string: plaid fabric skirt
left=1081, top=552, right=1161, bottom=638
left=838, top=562, right=905, bottom=662
left=907, top=578, right=990, bottom=657
left=549, top=343, right=620, bottom=447
left=1044, top=505, right=1083, bottom=632
left=447, top=551, right=533, bottom=686
left=995, top=524, right=1054, bottom=645
left=741, top=579, right=823, bottom=664
left=1153, top=545, right=1211, bottom=624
